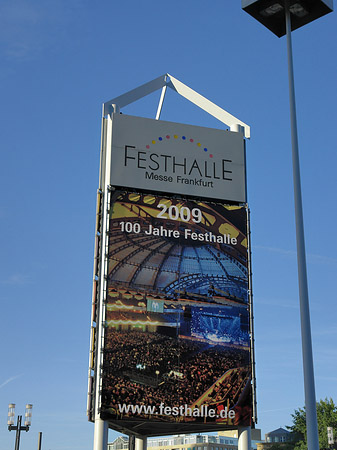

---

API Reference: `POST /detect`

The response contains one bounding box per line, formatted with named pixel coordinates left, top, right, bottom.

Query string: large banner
left=109, top=114, right=246, bottom=203
left=100, top=189, right=253, bottom=434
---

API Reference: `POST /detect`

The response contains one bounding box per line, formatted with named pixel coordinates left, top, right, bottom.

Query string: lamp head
left=7, top=404, right=16, bottom=426
left=24, top=404, right=33, bottom=427
left=242, top=0, right=333, bottom=37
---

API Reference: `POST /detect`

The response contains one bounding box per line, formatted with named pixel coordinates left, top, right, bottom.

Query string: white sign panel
left=328, top=427, right=334, bottom=445
left=109, top=114, right=246, bottom=202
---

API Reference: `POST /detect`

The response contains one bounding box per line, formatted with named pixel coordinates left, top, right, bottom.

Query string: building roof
left=266, top=428, right=290, bottom=436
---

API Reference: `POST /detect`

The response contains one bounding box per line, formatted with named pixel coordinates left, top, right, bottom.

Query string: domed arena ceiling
left=107, top=190, right=248, bottom=303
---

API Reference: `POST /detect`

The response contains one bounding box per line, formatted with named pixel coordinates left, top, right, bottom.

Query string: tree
left=287, top=398, right=337, bottom=450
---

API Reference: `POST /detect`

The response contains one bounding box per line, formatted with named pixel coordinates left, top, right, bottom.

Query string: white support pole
left=238, top=427, right=251, bottom=450
left=135, top=437, right=147, bottom=450
left=168, top=74, right=250, bottom=138
left=103, top=74, right=167, bottom=115
left=155, top=85, right=167, bottom=120
left=92, top=113, right=113, bottom=450
left=93, top=418, right=108, bottom=450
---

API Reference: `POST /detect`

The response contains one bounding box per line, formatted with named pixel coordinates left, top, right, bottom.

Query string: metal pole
left=285, top=4, right=319, bottom=450
left=129, top=435, right=136, bottom=450
left=38, top=432, right=42, bottom=450
left=15, top=416, right=22, bottom=450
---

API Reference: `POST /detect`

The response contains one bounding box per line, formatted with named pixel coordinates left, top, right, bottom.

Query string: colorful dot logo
left=145, top=134, right=213, bottom=158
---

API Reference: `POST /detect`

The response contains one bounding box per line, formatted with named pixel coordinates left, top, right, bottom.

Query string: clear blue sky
left=1, top=1, right=336, bottom=449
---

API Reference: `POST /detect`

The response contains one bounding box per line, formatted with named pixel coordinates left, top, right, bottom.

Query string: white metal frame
left=92, top=115, right=114, bottom=450
left=92, top=74, right=252, bottom=450
left=103, top=73, right=250, bottom=139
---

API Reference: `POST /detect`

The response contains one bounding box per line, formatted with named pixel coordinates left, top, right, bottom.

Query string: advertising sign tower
left=87, top=74, right=255, bottom=450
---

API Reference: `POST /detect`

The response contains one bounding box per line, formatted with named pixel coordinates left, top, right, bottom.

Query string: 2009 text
left=157, top=204, right=202, bottom=223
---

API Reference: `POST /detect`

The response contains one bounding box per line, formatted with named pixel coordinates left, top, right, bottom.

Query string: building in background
left=256, top=428, right=292, bottom=450
left=108, top=436, right=129, bottom=450
left=265, top=428, right=291, bottom=443
left=219, top=430, right=261, bottom=444
left=108, top=431, right=262, bottom=450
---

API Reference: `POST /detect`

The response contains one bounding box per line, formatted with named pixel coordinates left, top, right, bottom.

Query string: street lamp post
left=241, top=2, right=333, bottom=450
left=8, top=403, right=33, bottom=450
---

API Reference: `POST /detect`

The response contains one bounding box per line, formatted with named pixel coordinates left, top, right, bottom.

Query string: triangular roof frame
left=103, top=73, right=250, bottom=139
